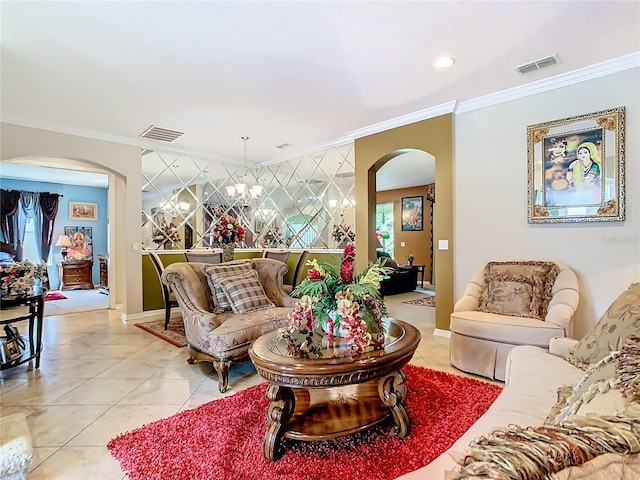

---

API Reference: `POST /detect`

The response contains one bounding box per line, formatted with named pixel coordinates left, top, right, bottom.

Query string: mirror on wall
left=141, top=144, right=356, bottom=250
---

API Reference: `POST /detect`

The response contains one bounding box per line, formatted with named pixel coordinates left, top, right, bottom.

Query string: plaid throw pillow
left=203, top=260, right=253, bottom=310
left=218, top=270, right=275, bottom=314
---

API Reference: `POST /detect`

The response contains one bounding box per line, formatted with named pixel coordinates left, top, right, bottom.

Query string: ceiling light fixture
left=433, top=56, right=455, bottom=68
left=226, top=137, right=263, bottom=203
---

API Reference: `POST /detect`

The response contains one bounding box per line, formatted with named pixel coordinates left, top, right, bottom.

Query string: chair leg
left=213, top=360, right=232, bottom=393
left=164, top=301, right=171, bottom=330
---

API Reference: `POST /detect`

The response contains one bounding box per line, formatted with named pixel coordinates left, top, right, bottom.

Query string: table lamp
left=55, top=234, right=72, bottom=261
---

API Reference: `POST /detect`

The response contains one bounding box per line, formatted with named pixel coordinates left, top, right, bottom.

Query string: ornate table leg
left=378, top=369, right=410, bottom=437
left=264, top=384, right=295, bottom=461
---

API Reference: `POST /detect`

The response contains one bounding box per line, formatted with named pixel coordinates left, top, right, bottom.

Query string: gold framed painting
left=69, top=201, right=98, bottom=221
left=527, top=107, right=625, bottom=223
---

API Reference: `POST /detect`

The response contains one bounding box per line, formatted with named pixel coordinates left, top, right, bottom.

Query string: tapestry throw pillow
left=548, top=351, right=622, bottom=425
left=203, top=260, right=253, bottom=311
left=478, top=261, right=559, bottom=320
left=218, top=270, right=275, bottom=314
left=446, top=406, right=640, bottom=480
left=449, top=336, right=640, bottom=479
left=570, top=282, right=640, bottom=367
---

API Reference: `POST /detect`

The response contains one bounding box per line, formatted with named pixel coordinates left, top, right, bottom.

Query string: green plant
left=286, top=244, right=392, bottom=356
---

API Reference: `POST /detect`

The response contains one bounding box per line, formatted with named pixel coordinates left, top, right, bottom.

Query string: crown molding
left=345, top=101, right=458, bottom=140
left=456, top=51, right=640, bottom=114
left=3, top=52, right=637, bottom=165
left=0, top=115, right=240, bottom=166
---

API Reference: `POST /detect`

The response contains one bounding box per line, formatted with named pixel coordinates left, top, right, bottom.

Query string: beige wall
left=355, top=114, right=454, bottom=331
left=1, top=123, right=144, bottom=317
left=377, top=185, right=433, bottom=282
left=455, top=68, right=640, bottom=339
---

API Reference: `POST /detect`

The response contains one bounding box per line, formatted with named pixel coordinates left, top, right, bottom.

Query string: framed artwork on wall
left=64, top=226, right=93, bottom=261
left=69, top=201, right=98, bottom=221
left=401, top=196, right=423, bottom=231
left=527, top=107, right=625, bottom=223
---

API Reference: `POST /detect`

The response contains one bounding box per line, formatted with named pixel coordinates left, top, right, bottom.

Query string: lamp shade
left=55, top=235, right=72, bottom=247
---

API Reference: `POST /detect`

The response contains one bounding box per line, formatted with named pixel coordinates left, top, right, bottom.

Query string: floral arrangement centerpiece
left=212, top=215, right=245, bottom=245
left=285, top=243, right=391, bottom=357
left=1, top=260, right=48, bottom=299
left=152, top=221, right=181, bottom=247
left=331, top=223, right=356, bottom=246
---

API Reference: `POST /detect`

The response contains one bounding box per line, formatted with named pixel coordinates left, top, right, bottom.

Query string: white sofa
left=397, top=339, right=588, bottom=479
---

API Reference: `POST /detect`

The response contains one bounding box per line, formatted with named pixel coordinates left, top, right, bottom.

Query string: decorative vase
left=222, top=243, right=234, bottom=262
left=408, top=259, right=414, bottom=266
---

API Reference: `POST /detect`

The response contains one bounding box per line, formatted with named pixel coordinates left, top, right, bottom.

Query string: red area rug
left=403, top=295, right=435, bottom=307
left=108, top=365, right=501, bottom=480
left=44, top=291, right=67, bottom=301
left=134, top=319, right=186, bottom=347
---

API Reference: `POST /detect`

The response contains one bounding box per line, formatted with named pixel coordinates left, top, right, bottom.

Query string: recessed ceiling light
left=433, top=57, right=455, bottom=68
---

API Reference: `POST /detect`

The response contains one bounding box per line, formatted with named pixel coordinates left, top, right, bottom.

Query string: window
left=23, top=218, right=52, bottom=265
left=376, top=203, right=394, bottom=258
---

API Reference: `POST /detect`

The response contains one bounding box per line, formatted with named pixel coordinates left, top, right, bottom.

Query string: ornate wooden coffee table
left=249, top=319, right=421, bottom=460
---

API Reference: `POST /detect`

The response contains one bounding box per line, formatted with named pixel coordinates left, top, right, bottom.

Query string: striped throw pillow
left=204, top=260, right=253, bottom=310
left=218, top=270, right=275, bottom=314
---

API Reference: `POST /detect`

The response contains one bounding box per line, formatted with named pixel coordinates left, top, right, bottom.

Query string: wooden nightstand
left=59, top=260, right=94, bottom=290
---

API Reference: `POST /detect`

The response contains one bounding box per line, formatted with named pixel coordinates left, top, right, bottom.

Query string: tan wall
left=376, top=185, right=433, bottom=282
left=355, top=114, right=454, bottom=331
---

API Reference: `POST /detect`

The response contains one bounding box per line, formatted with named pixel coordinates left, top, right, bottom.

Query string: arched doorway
left=354, top=114, right=454, bottom=333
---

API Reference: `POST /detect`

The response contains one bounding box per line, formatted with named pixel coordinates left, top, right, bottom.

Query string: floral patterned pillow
left=478, top=261, right=559, bottom=320
left=570, top=282, right=640, bottom=367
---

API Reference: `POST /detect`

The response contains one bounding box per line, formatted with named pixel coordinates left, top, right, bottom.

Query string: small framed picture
left=401, top=196, right=424, bottom=231
left=69, top=201, right=98, bottom=221
left=3, top=338, right=23, bottom=362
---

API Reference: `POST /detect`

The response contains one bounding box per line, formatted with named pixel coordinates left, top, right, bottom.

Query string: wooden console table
left=59, top=260, right=94, bottom=290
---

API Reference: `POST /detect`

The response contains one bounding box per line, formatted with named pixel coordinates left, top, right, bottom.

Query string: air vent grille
left=276, top=143, right=292, bottom=149
left=515, top=54, right=559, bottom=74
left=139, top=125, right=185, bottom=142
left=335, top=171, right=355, bottom=178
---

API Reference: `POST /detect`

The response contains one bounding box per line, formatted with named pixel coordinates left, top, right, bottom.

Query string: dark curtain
left=38, top=193, right=61, bottom=263
left=0, top=189, right=21, bottom=257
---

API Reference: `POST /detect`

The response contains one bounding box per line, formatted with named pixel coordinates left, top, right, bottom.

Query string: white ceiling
left=1, top=1, right=638, bottom=190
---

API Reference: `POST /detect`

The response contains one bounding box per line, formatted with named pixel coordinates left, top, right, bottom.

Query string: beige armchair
left=162, top=258, right=297, bottom=392
left=449, top=261, right=579, bottom=381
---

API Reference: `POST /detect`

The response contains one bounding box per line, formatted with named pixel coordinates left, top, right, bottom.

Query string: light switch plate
left=438, top=240, right=449, bottom=250
left=400, top=242, right=406, bottom=247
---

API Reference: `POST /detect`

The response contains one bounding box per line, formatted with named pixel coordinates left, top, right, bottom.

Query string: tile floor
left=0, top=289, right=493, bottom=480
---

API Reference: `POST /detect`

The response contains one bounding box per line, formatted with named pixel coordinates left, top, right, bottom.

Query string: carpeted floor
left=403, top=295, right=436, bottom=307
left=134, top=319, right=187, bottom=347
left=108, top=364, right=501, bottom=480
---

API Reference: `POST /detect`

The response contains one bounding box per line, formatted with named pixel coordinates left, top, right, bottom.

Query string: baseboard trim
left=433, top=328, right=451, bottom=339
left=121, top=307, right=181, bottom=323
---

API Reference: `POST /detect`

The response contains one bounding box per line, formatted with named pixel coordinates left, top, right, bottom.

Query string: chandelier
left=226, top=136, right=263, bottom=202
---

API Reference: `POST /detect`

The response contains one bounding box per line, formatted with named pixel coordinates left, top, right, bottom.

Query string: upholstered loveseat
left=161, top=258, right=296, bottom=392
left=398, top=282, right=640, bottom=479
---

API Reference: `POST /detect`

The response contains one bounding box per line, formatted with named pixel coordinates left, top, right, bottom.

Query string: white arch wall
left=1, top=123, right=143, bottom=318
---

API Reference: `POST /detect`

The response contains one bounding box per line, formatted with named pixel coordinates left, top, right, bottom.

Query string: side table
left=399, top=264, right=426, bottom=288
left=0, top=289, right=45, bottom=370
left=59, top=260, right=94, bottom=290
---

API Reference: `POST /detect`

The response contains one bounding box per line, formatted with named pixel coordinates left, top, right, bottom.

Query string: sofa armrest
left=162, top=263, right=213, bottom=314
left=549, top=336, right=579, bottom=357
left=251, top=258, right=298, bottom=308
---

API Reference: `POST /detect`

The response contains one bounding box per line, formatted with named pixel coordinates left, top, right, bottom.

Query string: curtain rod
left=1, top=188, right=63, bottom=197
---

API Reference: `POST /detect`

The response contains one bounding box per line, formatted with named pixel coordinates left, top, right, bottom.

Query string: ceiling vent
left=335, top=171, right=355, bottom=178
left=139, top=125, right=185, bottom=142
left=514, top=54, right=559, bottom=74
left=276, top=143, right=292, bottom=149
